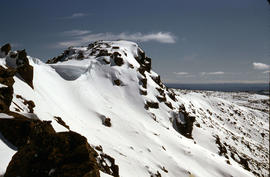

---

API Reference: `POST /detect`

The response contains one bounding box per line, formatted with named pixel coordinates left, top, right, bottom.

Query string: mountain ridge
left=0, top=41, right=268, bottom=177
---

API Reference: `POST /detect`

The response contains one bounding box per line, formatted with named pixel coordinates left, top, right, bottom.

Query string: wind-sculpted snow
left=0, top=41, right=267, bottom=177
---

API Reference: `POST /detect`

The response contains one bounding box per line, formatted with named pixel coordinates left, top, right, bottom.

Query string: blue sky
left=0, top=0, right=269, bottom=83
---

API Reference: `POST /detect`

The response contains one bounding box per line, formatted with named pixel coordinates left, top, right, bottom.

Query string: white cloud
left=62, top=30, right=91, bottom=36
left=201, top=71, right=224, bottom=75
left=208, top=71, right=225, bottom=75
left=174, top=72, right=189, bottom=75
left=64, top=13, right=88, bottom=19
left=253, top=62, right=269, bottom=70
left=56, top=31, right=176, bottom=47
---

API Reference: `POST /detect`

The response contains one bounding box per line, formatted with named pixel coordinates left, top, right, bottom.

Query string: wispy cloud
left=201, top=71, right=225, bottom=75
left=262, top=70, right=270, bottom=74
left=64, top=13, right=88, bottom=19
left=253, top=62, right=269, bottom=70
left=62, top=30, right=91, bottom=36
left=174, top=72, right=189, bottom=75
left=173, top=72, right=195, bottom=78
left=56, top=31, right=176, bottom=47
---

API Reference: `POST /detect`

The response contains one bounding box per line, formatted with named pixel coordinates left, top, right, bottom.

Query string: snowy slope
left=0, top=41, right=268, bottom=177
left=174, top=89, right=269, bottom=177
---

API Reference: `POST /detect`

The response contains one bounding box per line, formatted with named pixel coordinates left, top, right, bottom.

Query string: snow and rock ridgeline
left=0, top=41, right=268, bottom=177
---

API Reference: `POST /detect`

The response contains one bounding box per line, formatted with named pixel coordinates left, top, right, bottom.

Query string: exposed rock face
left=1, top=43, right=11, bottom=56
left=172, top=106, right=195, bottom=139
left=0, top=44, right=34, bottom=90
left=145, top=101, right=159, bottom=110
left=103, top=117, right=112, bottom=127
left=135, top=48, right=151, bottom=72
left=0, top=66, right=16, bottom=112
left=95, top=145, right=119, bottom=177
left=0, top=117, right=101, bottom=177
left=113, top=79, right=121, bottom=86
left=112, top=52, right=124, bottom=66
left=16, top=50, right=34, bottom=89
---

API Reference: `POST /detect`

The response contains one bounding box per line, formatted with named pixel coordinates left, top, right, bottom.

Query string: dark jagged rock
left=215, top=135, right=228, bottom=157
left=88, top=43, right=95, bottom=49
left=0, top=117, right=55, bottom=148
left=96, top=50, right=110, bottom=57
left=99, top=154, right=119, bottom=177
left=168, top=91, right=177, bottom=102
left=151, top=75, right=163, bottom=88
left=16, top=50, right=34, bottom=89
left=156, top=95, right=166, bottom=102
left=46, top=48, right=76, bottom=64
left=139, top=89, right=147, bottom=95
left=0, top=116, right=101, bottom=177
left=129, top=63, right=134, bottom=69
left=0, top=66, right=16, bottom=112
left=54, top=116, right=70, bottom=130
left=9, top=52, right=17, bottom=58
left=95, top=145, right=103, bottom=152
left=173, top=106, right=195, bottom=139
left=134, top=48, right=152, bottom=72
left=134, top=48, right=145, bottom=64
left=138, top=67, right=146, bottom=77
left=151, top=171, right=161, bottom=177
left=161, top=166, right=168, bottom=173
left=142, top=57, right=151, bottom=72
left=112, top=52, right=124, bottom=66
left=46, top=54, right=65, bottom=64
left=145, top=101, right=159, bottom=109
left=156, top=87, right=165, bottom=96
left=165, top=102, right=173, bottom=110
left=77, top=51, right=84, bottom=60
left=113, top=79, right=121, bottom=86
left=15, top=95, right=35, bottom=113
left=140, top=78, right=147, bottom=89
left=103, top=118, right=111, bottom=127
left=1, top=43, right=11, bottom=56
left=94, top=145, right=120, bottom=177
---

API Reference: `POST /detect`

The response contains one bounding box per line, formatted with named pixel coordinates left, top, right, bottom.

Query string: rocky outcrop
left=112, top=52, right=124, bottom=66
left=173, top=106, right=195, bottom=139
left=15, top=50, right=34, bottom=89
left=0, top=66, right=16, bottom=112
left=0, top=116, right=101, bottom=177
left=145, top=101, right=159, bottom=110
left=1, top=44, right=11, bottom=56
left=1, top=44, right=34, bottom=89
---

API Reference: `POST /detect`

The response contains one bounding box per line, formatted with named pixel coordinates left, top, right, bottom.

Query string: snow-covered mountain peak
left=47, top=40, right=146, bottom=68
left=0, top=42, right=268, bottom=177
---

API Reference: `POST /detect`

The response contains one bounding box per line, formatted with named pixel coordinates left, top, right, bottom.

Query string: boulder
left=16, top=50, right=34, bottom=89
left=0, top=117, right=101, bottom=177
left=0, top=66, right=16, bottom=112
left=112, top=52, right=124, bottom=66
left=1, top=43, right=11, bottom=56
